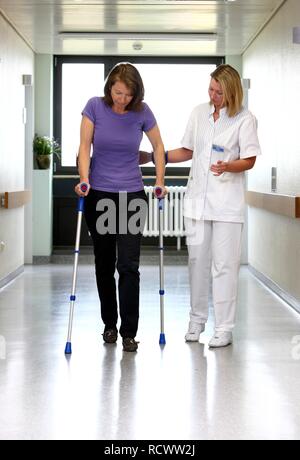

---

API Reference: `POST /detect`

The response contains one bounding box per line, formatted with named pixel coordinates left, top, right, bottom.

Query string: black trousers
left=84, top=189, right=147, bottom=338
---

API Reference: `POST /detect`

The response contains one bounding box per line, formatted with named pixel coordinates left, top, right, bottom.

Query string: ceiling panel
left=0, top=0, right=286, bottom=56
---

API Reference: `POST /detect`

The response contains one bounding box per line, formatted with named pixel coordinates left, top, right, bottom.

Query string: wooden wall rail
left=0, top=190, right=31, bottom=209
left=246, top=191, right=300, bottom=218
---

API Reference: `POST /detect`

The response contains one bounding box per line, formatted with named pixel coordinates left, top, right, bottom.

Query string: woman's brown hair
left=103, top=62, right=144, bottom=111
left=210, top=64, right=243, bottom=117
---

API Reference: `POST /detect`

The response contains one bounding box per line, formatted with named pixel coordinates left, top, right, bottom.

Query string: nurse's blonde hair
left=210, top=64, right=243, bottom=117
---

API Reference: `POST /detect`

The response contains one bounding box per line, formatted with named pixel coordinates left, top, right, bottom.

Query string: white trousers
left=185, top=219, right=243, bottom=332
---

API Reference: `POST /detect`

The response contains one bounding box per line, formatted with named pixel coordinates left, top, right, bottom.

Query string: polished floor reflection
left=0, top=263, right=300, bottom=440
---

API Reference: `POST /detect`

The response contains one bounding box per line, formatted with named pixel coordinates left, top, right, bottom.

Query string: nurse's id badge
left=211, top=144, right=225, bottom=164
left=212, top=144, right=224, bottom=153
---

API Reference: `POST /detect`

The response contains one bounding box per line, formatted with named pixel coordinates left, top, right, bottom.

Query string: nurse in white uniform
left=167, top=64, right=261, bottom=347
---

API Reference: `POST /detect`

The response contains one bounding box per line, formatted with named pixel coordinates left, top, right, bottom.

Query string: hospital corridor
left=1, top=0, right=300, bottom=442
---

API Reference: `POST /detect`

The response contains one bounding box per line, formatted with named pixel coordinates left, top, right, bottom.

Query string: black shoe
left=103, top=328, right=118, bottom=344
left=122, top=337, right=139, bottom=352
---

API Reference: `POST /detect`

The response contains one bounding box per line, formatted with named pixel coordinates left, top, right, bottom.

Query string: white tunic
left=182, top=103, right=261, bottom=223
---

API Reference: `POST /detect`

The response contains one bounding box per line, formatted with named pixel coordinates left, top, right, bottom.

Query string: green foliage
left=33, top=134, right=61, bottom=158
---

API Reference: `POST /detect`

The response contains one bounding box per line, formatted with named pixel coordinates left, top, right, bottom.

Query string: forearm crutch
left=154, top=186, right=166, bottom=345
left=65, top=182, right=89, bottom=355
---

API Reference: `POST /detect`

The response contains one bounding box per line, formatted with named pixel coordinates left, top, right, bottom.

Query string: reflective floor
left=0, top=263, right=300, bottom=440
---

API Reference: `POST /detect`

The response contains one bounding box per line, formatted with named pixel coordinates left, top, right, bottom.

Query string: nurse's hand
left=210, top=160, right=228, bottom=176
left=139, top=151, right=153, bottom=165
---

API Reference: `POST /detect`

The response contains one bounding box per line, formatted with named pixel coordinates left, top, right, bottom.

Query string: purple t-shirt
left=82, top=97, right=156, bottom=192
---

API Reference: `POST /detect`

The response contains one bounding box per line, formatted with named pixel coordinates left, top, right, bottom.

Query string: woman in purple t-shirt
left=75, top=63, right=166, bottom=352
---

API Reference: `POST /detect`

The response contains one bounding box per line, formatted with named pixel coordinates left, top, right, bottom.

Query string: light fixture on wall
left=293, top=27, right=300, bottom=44
left=59, top=32, right=217, bottom=42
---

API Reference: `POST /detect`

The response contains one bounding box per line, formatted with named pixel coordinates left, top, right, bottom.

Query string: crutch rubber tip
left=65, top=342, right=72, bottom=354
left=159, top=333, right=166, bottom=345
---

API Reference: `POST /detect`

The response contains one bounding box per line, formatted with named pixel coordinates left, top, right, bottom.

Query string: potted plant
left=33, top=134, right=61, bottom=170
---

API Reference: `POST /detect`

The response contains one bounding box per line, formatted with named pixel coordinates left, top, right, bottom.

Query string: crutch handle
left=79, top=182, right=89, bottom=193
left=154, top=186, right=164, bottom=199
left=77, top=182, right=89, bottom=212
left=154, top=187, right=164, bottom=211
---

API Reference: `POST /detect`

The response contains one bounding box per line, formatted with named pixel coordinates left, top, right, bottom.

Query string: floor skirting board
left=249, top=265, right=300, bottom=314
left=0, top=266, right=24, bottom=290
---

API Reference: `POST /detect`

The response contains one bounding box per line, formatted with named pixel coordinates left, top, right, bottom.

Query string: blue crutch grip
left=77, top=196, right=85, bottom=212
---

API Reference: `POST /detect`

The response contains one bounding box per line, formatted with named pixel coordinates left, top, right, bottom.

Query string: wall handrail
left=0, top=190, right=31, bottom=209
left=246, top=191, right=300, bottom=218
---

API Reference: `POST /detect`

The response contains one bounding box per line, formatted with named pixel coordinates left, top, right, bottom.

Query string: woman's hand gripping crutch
left=65, top=182, right=90, bottom=355
left=154, top=186, right=167, bottom=345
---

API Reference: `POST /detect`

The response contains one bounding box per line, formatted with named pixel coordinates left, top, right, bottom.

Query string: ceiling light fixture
left=132, top=42, right=143, bottom=50
left=59, top=32, right=217, bottom=42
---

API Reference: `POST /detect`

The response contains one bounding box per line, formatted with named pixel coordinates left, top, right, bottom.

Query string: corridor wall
left=243, top=0, right=300, bottom=309
left=0, top=12, right=34, bottom=285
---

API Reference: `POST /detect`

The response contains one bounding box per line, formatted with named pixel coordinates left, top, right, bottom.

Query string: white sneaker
left=208, top=331, right=232, bottom=348
left=185, top=321, right=205, bottom=342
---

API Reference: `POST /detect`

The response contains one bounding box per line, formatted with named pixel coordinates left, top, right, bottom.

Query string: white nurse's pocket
left=185, top=217, right=204, bottom=245
left=183, top=194, right=205, bottom=219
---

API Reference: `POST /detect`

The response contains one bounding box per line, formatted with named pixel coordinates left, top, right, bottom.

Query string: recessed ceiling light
left=59, top=32, right=217, bottom=42
left=132, top=42, right=143, bottom=50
